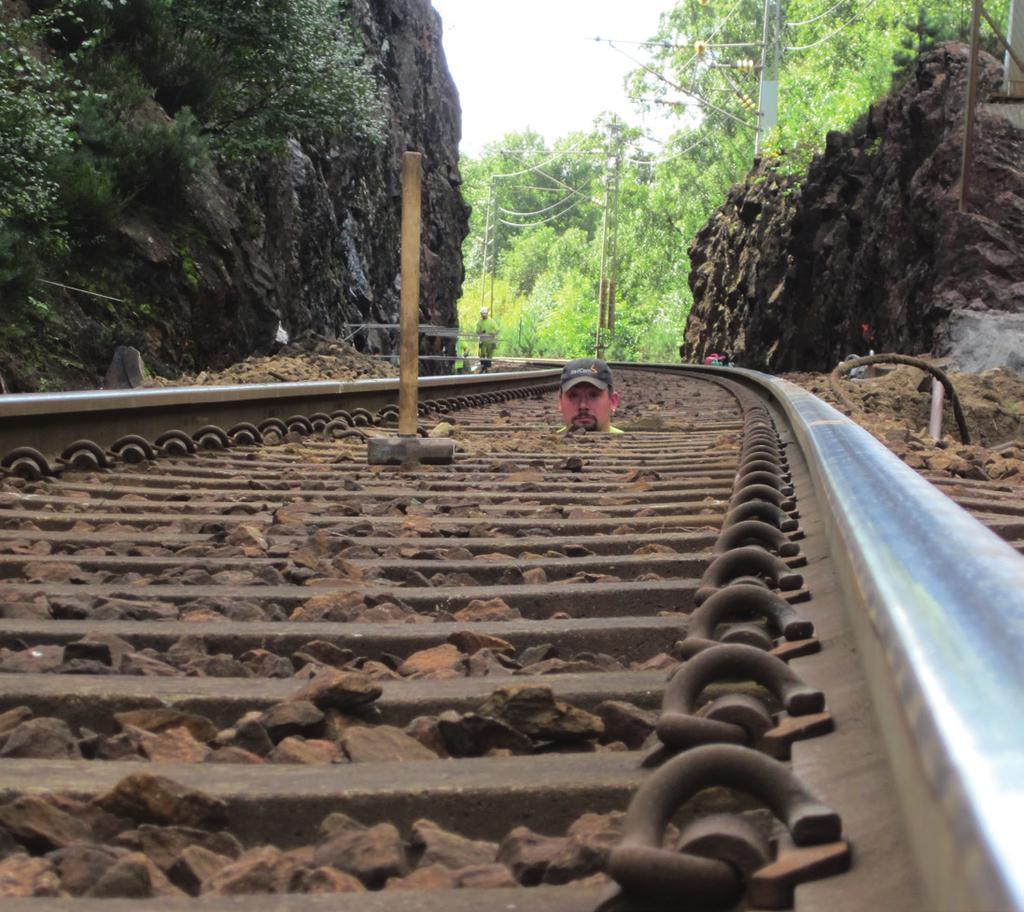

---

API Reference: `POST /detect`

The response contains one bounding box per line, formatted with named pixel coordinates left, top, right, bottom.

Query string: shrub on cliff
left=1, top=0, right=383, bottom=343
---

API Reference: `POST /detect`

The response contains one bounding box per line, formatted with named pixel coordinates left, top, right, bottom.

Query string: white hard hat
left=480, top=307, right=488, bottom=315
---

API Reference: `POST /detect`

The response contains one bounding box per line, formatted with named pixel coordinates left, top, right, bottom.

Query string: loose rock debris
left=0, top=773, right=639, bottom=897
left=785, top=364, right=1024, bottom=484
left=0, top=673, right=661, bottom=765
left=0, top=369, right=809, bottom=900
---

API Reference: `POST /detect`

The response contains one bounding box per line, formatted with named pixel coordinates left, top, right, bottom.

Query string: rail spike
left=608, top=744, right=842, bottom=909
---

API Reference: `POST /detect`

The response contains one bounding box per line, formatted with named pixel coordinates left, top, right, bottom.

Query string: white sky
left=431, top=1, right=675, bottom=156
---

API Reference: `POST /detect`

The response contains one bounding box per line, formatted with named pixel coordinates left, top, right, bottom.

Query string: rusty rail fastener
left=713, top=520, right=801, bottom=558
left=678, top=583, right=814, bottom=658
left=722, top=501, right=799, bottom=533
left=695, top=546, right=804, bottom=606
left=1, top=446, right=57, bottom=480
left=609, top=744, right=842, bottom=909
left=657, top=643, right=825, bottom=752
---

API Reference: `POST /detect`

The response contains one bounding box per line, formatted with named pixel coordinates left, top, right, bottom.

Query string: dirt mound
left=784, top=363, right=1024, bottom=484
left=146, top=335, right=397, bottom=387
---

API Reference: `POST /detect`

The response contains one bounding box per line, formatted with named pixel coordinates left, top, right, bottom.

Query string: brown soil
left=782, top=363, right=1024, bottom=484
left=145, top=334, right=397, bottom=387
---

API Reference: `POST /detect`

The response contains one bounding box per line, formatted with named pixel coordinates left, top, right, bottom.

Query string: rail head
left=704, top=365, right=1024, bottom=912
left=0, top=370, right=561, bottom=473
left=0, top=370, right=562, bottom=418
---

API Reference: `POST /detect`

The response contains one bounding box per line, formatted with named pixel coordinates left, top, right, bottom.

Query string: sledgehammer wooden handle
left=399, top=151, right=422, bottom=437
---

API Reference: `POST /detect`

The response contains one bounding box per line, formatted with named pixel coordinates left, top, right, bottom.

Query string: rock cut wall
left=683, top=43, right=1024, bottom=373
left=98, top=0, right=468, bottom=379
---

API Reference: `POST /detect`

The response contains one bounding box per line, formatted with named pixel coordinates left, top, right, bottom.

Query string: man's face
left=559, top=383, right=620, bottom=431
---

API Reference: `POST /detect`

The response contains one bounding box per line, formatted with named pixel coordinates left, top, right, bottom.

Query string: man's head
left=480, top=308, right=489, bottom=318
left=559, top=358, right=620, bottom=431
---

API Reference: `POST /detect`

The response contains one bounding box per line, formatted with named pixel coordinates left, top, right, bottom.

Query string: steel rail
left=4, top=358, right=1022, bottom=908
left=661, top=363, right=1024, bottom=912
left=0, top=369, right=560, bottom=470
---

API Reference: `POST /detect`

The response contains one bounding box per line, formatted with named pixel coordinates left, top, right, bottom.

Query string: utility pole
left=960, top=0, right=983, bottom=213
left=478, top=179, right=494, bottom=314
left=1006, top=0, right=1024, bottom=96
left=488, top=185, right=497, bottom=316
left=595, top=119, right=623, bottom=360
left=756, top=0, right=783, bottom=155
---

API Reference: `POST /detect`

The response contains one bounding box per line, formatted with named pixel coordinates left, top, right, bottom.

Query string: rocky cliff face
left=683, top=43, right=1024, bottom=374
left=16, top=0, right=467, bottom=389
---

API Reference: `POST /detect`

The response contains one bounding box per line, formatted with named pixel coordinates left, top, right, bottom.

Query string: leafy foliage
left=455, top=0, right=1014, bottom=363
left=0, top=3, right=81, bottom=291
left=92, top=0, right=384, bottom=160
left=0, top=0, right=383, bottom=332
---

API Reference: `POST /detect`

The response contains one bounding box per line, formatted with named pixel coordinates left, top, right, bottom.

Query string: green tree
left=89, top=0, right=383, bottom=161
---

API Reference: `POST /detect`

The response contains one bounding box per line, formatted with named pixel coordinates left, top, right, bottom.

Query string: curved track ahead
left=0, top=366, right=1021, bottom=911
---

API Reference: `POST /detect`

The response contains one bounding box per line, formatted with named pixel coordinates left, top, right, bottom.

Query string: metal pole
left=488, top=184, right=497, bottom=316
left=596, top=174, right=610, bottom=359
left=755, top=0, right=780, bottom=155
left=960, top=0, right=983, bottom=213
left=979, top=4, right=1024, bottom=83
left=1006, top=0, right=1024, bottom=96
left=479, top=179, right=493, bottom=312
left=398, top=152, right=422, bottom=437
left=929, top=378, right=945, bottom=441
left=606, top=120, right=622, bottom=337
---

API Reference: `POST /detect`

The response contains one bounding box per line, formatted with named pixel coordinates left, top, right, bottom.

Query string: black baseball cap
left=560, top=358, right=614, bottom=392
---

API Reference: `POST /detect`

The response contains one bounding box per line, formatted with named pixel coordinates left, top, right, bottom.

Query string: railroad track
left=0, top=366, right=1021, bottom=911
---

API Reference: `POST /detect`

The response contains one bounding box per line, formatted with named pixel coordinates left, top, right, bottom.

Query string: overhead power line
left=486, top=139, right=594, bottom=180
left=785, top=0, right=879, bottom=51
left=498, top=191, right=582, bottom=219
left=624, top=131, right=715, bottom=166
left=787, top=0, right=853, bottom=28
left=498, top=197, right=584, bottom=228
left=607, top=39, right=757, bottom=131
left=592, top=36, right=764, bottom=50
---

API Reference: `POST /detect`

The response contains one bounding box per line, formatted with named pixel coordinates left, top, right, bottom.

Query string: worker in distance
left=558, top=358, right=624, bottom=433
left=476, top=307, right=497, bottom=372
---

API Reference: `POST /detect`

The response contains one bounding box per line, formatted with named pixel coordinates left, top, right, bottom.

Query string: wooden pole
left=398, top=152, right=422, bottom=437
left=960, top=0, right=983, bottom=213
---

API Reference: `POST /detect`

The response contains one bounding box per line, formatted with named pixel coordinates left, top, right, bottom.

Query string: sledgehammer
left=367, top=152, right=455, bottom=466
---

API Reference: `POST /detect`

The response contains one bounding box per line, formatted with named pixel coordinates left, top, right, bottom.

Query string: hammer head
left=366, top=435, right=455, bottom=466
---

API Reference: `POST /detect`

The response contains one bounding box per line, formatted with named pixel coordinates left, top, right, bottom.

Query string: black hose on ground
left=829, top=353, right=971, bottom=445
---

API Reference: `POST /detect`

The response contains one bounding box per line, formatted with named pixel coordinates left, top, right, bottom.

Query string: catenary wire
left=787, top=0, right=854, bottom=28
left=498, top=197, right=584, bottom=228
left=497, top=191, right=584, bottom=218
left=785, top=0, right=879, bottom=51
left=625, top=131, right=714, bottom=166
left=609, top=39, right=757, bottom=132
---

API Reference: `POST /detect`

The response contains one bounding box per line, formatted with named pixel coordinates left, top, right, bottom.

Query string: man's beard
left=571, top=413, right=597, bottom=429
